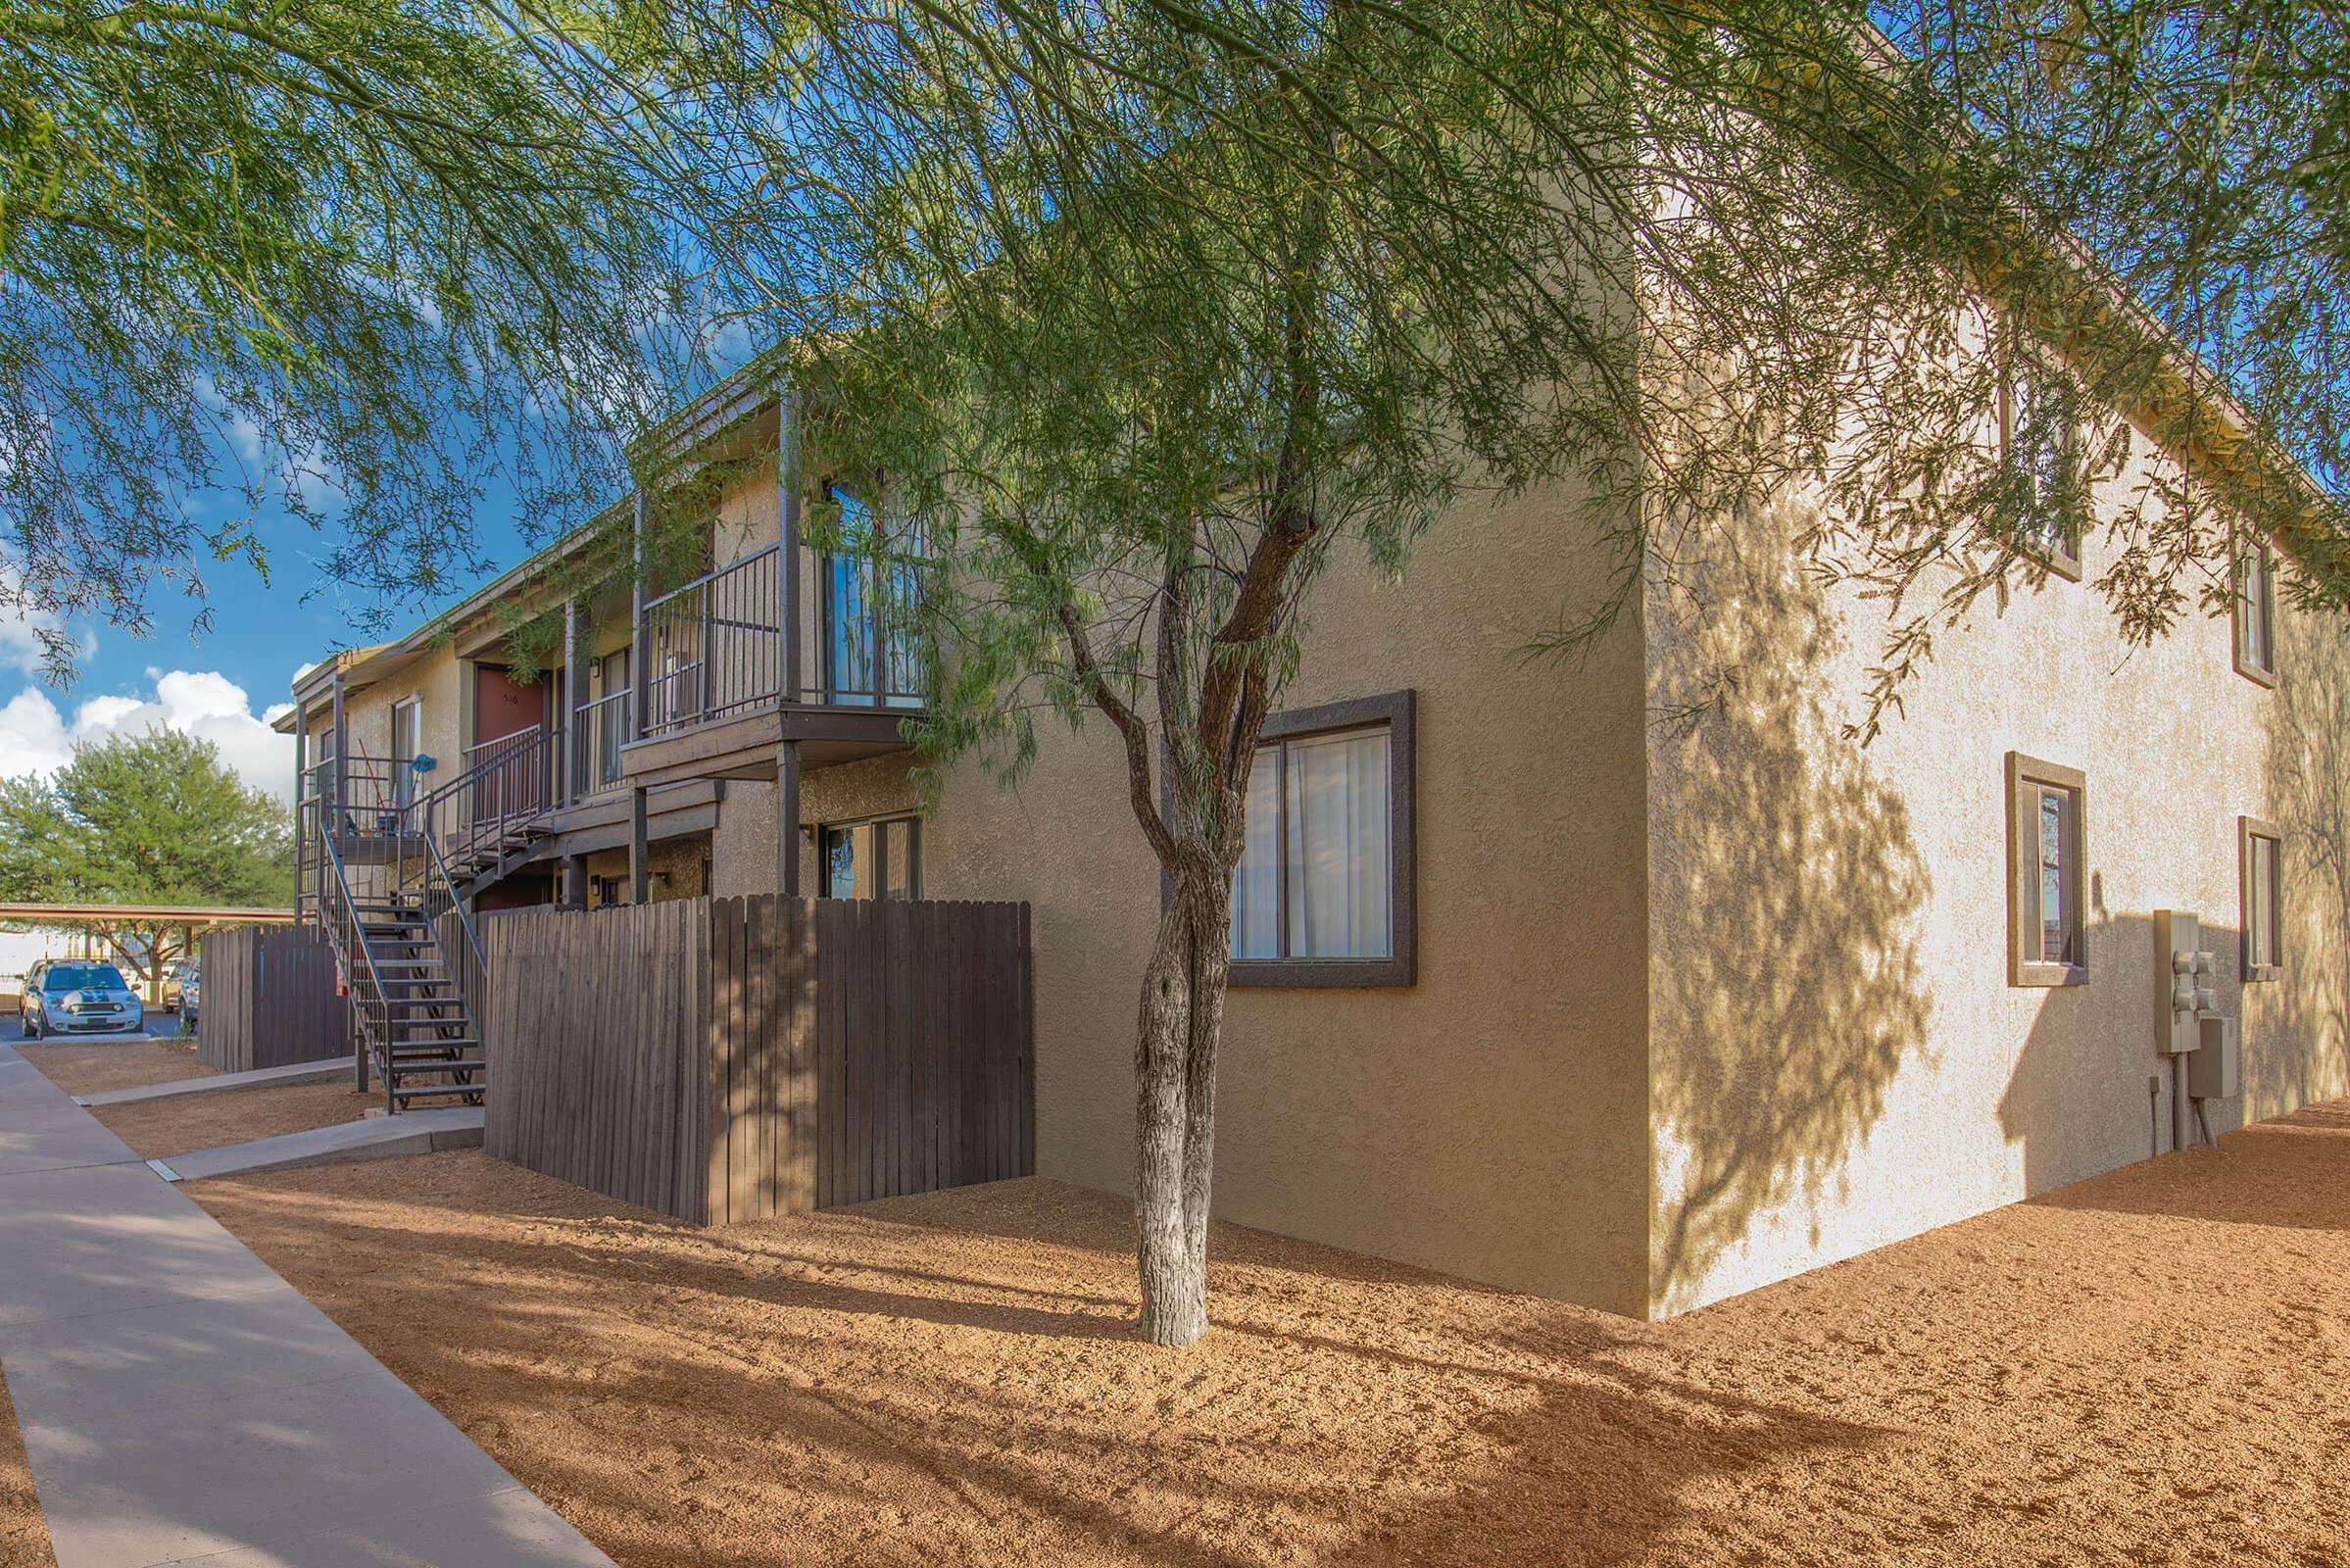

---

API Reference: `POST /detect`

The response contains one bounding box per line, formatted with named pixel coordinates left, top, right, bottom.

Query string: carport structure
left=0, top=905, right=296, bottom=1005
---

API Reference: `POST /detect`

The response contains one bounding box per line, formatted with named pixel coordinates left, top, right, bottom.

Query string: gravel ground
left=8, top=1037, right=209, bottom=1099
left=90, top=1082, right=373, bottom=1161
left=0, top=1370, right=50, bottom=1568
left=129, top=1099, right=2350, bottom=1568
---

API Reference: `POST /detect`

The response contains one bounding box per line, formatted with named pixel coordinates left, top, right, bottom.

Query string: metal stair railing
left=406, top=721, right=564, bottom=900
left=318, top=825, right=399, bottom=1113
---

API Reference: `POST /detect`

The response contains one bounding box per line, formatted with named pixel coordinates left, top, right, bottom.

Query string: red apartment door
left=472, top=664, right=547, bottom=818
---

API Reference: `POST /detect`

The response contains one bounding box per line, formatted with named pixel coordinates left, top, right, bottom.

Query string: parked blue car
left=21, top=961, right=145, bottom=1038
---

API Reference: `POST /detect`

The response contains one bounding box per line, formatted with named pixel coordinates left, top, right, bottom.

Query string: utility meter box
left=2189, top=1015, right=2242, bottom=1100
left=2153, top=910, right=2218, bottom=1056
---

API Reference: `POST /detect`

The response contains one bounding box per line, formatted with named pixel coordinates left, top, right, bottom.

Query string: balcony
left=619, top=536, right=926, bottom=785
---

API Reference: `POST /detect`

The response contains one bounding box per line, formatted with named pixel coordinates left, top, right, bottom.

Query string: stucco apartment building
left=280, top=325, right=2350, bottom=1319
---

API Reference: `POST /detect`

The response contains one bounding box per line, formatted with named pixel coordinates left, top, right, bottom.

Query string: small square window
left=2241, top=816, right=2284, bottom=980
left=1229, top=691, right=1416, bottom=988
left=2008, top=754, right=2087, bottom=987
left=819, top=814, right=921, bottom=900
left=2233, top=542, right=2278, bottom=686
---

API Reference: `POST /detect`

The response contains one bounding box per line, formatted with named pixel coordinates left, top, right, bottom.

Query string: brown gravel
left=9, top=1038, right=208, bottom=1098
left=90, top=1082, right=372, bottom=1161
left=0, top=1369, right=53, bottom=1568
left=183, top=1100, right=2350, bottom=1568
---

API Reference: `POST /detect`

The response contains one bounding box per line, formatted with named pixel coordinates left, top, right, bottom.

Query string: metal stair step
left=389, top=1057, right=487, bottom=1074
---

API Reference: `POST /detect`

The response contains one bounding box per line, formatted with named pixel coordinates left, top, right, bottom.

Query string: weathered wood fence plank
left=480, top=894, right=1031, bottom=1224
left=197, top=925, right=351, bottom=1073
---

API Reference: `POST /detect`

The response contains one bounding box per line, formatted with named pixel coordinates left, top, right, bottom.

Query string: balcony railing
left=571, top=688, right=632, bottom=799
left=640, top=545, right=786, bottom=737
left=807, top=547, right=926, bottom=710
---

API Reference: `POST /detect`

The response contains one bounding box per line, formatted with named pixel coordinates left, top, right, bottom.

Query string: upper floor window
left=822, top=482, right=926, bottom=710
left=1231, top=691, right=1416, bottom=988
left=2233, top=540, right=2278, bottom=686
left=2008, top=753, right=2086, bottom=987
left=821, top=813, right=921, bottom=899
left=2000, top=358, right=2081, bottom=579
left=2240, top=816, right=2283, bottom=980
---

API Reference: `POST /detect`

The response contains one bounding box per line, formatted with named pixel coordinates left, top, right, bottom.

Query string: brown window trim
left=1230, top=689, right=1417, bottom=989
left=816, top=809, right=923, bottom=900
left=2007, top=752, right=2088, bottom=988
left=2231, top=541, right=2279, bottom=688
left=2239, top=814, right=2284, bottom=982
left=1997, top=355, right=2083, bottom=582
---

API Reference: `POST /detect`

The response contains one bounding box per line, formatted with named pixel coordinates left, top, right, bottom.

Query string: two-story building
left=279, top=315, right=2350, bottom=1320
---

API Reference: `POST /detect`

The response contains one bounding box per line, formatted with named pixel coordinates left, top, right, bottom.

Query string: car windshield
left=43, top=965, right=126, bottom=991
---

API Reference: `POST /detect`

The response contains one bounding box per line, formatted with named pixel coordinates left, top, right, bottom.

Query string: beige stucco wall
left=1644, top=430, right=2350, bottom=1317
left=297, top=646, right=467, bottom=808
left=732, top=476, right=1659, bottom=1314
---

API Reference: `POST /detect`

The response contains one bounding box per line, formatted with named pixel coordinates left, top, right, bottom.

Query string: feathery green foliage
left=0, top=0, right=688, bottom=674
left=535, top=0, right=2348, bottom=1341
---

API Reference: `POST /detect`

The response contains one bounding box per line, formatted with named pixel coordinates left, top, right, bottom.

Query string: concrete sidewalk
left=73, top=1055, right=352, bottom=1107
left=149, top=1104, right=484, bottom=1183
left=0, top=1045, right=610, bottom=1568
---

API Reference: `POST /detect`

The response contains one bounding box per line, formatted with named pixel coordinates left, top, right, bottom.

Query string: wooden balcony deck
left=616, top=700, right=917, bottom=789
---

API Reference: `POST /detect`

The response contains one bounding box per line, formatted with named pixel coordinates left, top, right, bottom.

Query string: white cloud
left=0, top=606, right=95, bottom=680
left=0, top=669, right=293, bottom=799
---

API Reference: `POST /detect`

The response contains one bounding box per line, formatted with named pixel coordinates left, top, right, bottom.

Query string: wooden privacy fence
left=197, top=924, right=350, bottom=1073
left=481, top=894, right=1033, bottom=1224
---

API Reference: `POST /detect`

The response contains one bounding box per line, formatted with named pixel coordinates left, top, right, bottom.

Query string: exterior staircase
left=307, top=723, right=564, bottom=1112
left=349, top=898, right=488, bottom=1107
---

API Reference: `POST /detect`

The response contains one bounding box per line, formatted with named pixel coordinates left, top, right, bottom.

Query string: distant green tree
left=0, top=730, right=291, bottom=987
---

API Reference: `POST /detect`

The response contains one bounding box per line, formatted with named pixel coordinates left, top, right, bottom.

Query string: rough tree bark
left=1092, top=162, right=1328, bottom=1347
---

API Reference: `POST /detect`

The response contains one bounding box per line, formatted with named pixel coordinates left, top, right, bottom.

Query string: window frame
left=2007, top=752, right=2088, bottom=988
left=817, top=810, right=923, bottom=901
left=389, top=696, right=423, bottom=809
left=1997, top=356, right=2084, bottom=582
left=2232, top=539, right=2279, bottom=688
left=2239, top=814, right=2284, bottom=982
left=1230, top=689, right=1417, bottom=990
left=818, top=477, right=927, bottom=710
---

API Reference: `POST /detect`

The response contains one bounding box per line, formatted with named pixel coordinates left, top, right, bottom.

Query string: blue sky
left=0, top=499, right=538, bottom=803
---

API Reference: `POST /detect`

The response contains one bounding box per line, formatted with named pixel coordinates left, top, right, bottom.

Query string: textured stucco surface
left=732, top=478, right=1659, bottom=1313
left=1644, top=430, right=2350, bottom=1317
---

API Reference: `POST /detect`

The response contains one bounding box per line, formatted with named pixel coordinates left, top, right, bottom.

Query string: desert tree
left=544, top=0, right=2345, bottom=1343
left=0, top=0, right=695, bottom=675
left=0, top=728, right=290, bottom=985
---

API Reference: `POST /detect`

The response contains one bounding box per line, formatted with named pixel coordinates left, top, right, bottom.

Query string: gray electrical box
left=2189, top=1015, right=2241, bottom=1100
left=2154, top=910, right=2219, bottom=1057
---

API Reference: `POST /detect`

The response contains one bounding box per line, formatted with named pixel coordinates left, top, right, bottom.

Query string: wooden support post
left=330, top=666, right=348, bottom=831
left=630, top=489, right=648, bottom=742
left=629, top=786, right=650, bottom=905
left=563, top=855, right=588, bottom=909
left=291, top=702, right=309, bottom=925
left=779, top=390, right=803, bottom=704
left=562, top=595, right=583, bottom=806
left=777, top=741, right=802, bottom=898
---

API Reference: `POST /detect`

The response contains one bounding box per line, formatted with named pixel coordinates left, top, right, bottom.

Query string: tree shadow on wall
left=2253, top=608, right=2350, bottom=1118
left=1646, top=500, right=1935, bottom=1315
left=1996, top=908, right=2236, bottom=1199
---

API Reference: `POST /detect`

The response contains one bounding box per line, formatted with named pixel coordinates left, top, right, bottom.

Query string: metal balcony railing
left=640, top=545, right=785, bottom=737
left=571, top=688, right=632, bottom=798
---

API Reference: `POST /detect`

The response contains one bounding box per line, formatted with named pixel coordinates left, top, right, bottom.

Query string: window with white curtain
left=1228, top=691, right=1416, bottom=986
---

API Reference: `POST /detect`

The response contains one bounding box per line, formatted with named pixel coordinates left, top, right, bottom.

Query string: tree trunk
left=1135, top=851, right=1233, bottom=1347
